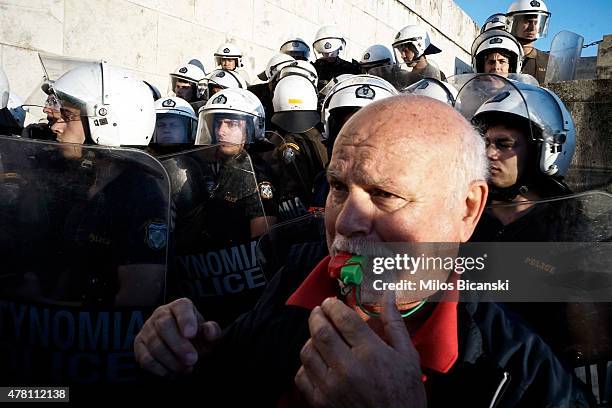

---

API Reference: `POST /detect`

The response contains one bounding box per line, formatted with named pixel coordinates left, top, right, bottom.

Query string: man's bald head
left=333, top=95, right=488, bottom=199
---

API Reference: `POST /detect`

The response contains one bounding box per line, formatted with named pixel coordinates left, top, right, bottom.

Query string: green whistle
left=341, top=255, right=365, bottom=286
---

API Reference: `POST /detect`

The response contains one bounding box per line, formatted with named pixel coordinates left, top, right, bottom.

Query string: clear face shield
left=313, top=38, right=343, bottom=60
left=153, top=113, right=196, bottom=144
left=195, top=110, right=258, bottom=154
left=170, top=76, right=199, bottom=102
left=280, top=41, right=310, bottom=61
left=393, top=42, right=420, bottom=66
left=508, top=12, right=550, bottom=41
left=216, top=57, right=238, bottom=71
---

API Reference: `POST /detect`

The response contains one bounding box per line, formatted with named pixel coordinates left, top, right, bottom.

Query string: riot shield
left=0, top=135, right=171, bottom=385
left=544, top=30, right=584, bottom=84
left=467, top=191, right=612, bottom=365
left=256, top=211, right=327, bottom=279
left=366, top=64, right=424, bottom=91
left=157, top=144, right=271, bottom=328
left=259, top=130, right=327, bottom=222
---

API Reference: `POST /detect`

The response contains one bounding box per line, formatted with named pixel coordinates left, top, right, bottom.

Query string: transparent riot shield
left=259, top=130, right=327, bottom=222
left=157, top=144, right=271, bottom=328
left=466, top=191, right=612, bottom=366
left=0, top=135, right=171, bottom=385
left=544, top=30, right=585, bottom=84
left=366, top=64, right=424, bottom=91
left=256, top=211, right=327, bottom=279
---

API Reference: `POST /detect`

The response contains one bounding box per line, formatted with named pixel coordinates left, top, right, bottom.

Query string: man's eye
left=371, top=189, right=397, bottom=199
left=329, top=180, right=347, bottom=192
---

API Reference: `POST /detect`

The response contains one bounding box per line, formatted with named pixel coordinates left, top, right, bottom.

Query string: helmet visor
left=153, top=113, right=196, bottom=144
left=313, top=38, right=343, bottom=57
left=195, top=111, right=255, bottom=146
left=508, top=12, right=550, bottom=40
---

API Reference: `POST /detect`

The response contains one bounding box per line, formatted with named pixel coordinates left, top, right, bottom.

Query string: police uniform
left=313, top=58, right=362, bottom=91
left=522, top=47, right=549, bottom=85
left=59, top=164, right=168, bottom=306
left=268, top=129, right=328, bottom=221
left=166, top=149, right=274, bottom=328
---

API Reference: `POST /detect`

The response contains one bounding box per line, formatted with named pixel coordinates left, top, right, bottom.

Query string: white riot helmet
left=169, top=63, right=206, bottom=102
left=272, top=75, right=319, bottom=134
left=0, top=66, right=9, bottom=109
left=471, top=29, right=524, bottom=74
left=264, top=53, right=295, bottom=82
left=313, top=26, right=346, bottom=59
left=392, top=25, right=441, bottom=65
left=214, top=43, right=243, bottom=68
left=153, top=97, right=197, bottom=144
left=481, top=13, right=508, bottom=33
left=276, top=60, right=318, bottom=88
left=402, top=78, right=458, bottom=107
left=472, top=82, right=575, bottom=178
left=280, top=38, right=311, bottom=61
left=49, top=61, right=155, bottom=146
left=359, top=45, right=394, bottom=73
left=195, top=88, right=265, bottom=145
left=202, top=69, right=248, bottom=100
left=321, top=74, right=398, bottom=140
left=507, top=0, right=551, bottom=41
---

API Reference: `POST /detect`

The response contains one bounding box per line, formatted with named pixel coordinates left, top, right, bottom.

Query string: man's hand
left=134, top=298, right=222, bottom=377
left=295, top=294, right=426, bottom=408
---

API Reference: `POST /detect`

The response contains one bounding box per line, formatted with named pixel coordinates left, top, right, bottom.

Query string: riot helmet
left=272, top=75, right=319, bottom=134
left=195, top=88, right=265, bottom=148
left=471, top=29, right=524, bottom=75
left=202, top=69, right=248, bottom=101
left=153, top=96, right=197, bottom=144
left=280, top=38, right=311, bottom=61
left=276, top=60, right=318, bottom=88
left=402, top=78, right=458, bottom=107
left=313, top=26, right=346, bottom=60
left=392, top=25, right=441, bottom=66
left=214, top=43, right=244, bottom=70
left=507, top=0, right=551, bottom=41
left=481, top=13, right=508, bottom=33
left=169, top=63, right=206, bottom=102
left=45, top=59, right=155, bottom=146
left=359, top=45, right=394, bottom=74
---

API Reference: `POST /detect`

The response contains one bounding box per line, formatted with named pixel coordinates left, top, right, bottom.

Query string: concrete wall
left=0, top=0, right=479, bottom=104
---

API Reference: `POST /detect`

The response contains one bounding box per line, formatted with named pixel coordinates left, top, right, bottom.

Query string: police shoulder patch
left=258, top=181, right=273, bottom=199
left=145, top=221, right=167, bottom=250
left=179, top=67, right=188, bottom=74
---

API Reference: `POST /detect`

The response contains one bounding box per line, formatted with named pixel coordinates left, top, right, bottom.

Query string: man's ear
left=460, top=180, right=488, bottom=242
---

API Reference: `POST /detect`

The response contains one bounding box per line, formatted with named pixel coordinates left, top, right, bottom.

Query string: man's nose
left=486, top=143, right=499, bottom=159
left=334, top=189, right=374, bottom=238
left=50, top=120, right=63, bottom=134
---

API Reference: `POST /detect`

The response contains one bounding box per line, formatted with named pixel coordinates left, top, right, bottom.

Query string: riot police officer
left=359, top=44, right=394, bottom=74
left=471, top=29, right=524, bottom=77
left=268, top=74, right=329, bottom=219
left=169, top=62, right=206, bottom=104
left=213, top=42, right=251, bottom=85
left=312, top=26, right=361, bottom=90
left=506, top=0, right=551, bottom=84
left=280, top=38, right=311, bottom=61
left=392, top=25, right=446, bottom=80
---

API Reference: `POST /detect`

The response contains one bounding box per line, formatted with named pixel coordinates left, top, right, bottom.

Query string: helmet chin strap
left=488, top=183, right=530, bottom=202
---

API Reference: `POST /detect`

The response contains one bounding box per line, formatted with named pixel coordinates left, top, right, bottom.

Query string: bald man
left=134, top=97, right=594, bottom=406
